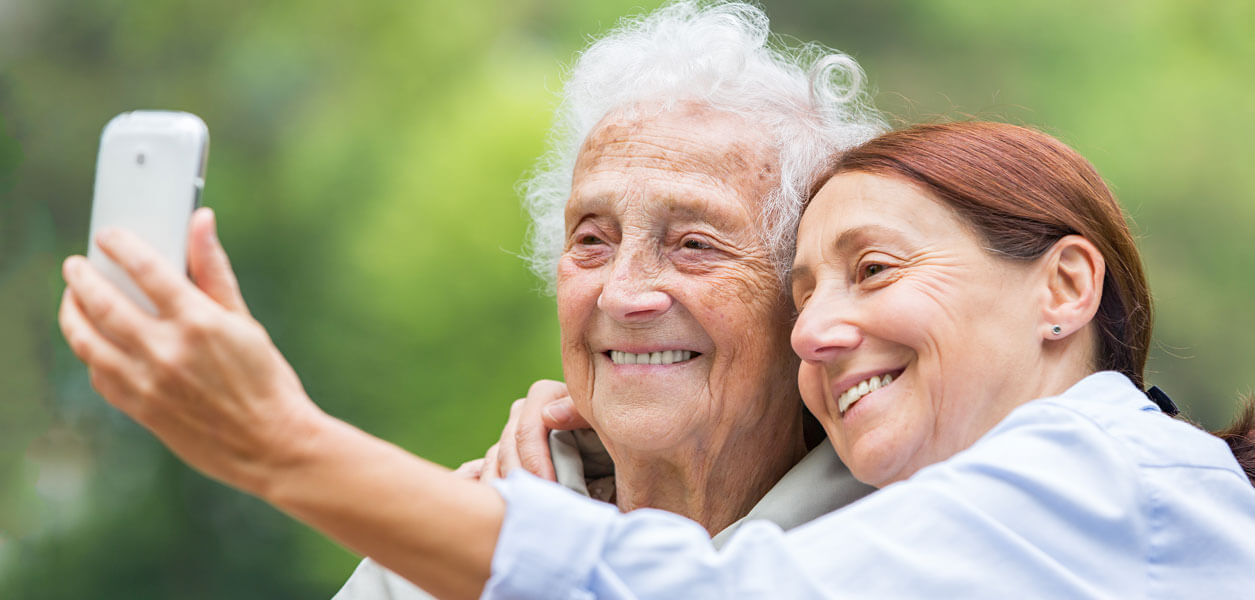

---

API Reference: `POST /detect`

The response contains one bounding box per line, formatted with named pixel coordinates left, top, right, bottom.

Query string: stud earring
left=1051, top=325, right=1063, bottom=336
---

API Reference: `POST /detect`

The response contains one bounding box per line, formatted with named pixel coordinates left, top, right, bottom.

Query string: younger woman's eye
left=859, top=262, right=890, bottom=282
left=792, top=294, right=810, bottom=315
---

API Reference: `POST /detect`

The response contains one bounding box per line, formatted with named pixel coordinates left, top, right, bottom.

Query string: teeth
left=610, top=350, right=693, bottom=365
left=837, top=373, right=896, bottom=415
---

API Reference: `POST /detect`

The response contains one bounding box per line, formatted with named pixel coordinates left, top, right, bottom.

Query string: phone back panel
left=87, top=111, right=208, bottom=312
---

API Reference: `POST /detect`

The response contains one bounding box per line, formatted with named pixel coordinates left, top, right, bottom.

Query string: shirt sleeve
left=484, top=401, right=1148, bottom=600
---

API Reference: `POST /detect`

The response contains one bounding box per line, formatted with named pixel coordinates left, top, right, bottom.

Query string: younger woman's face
left=789, top=172, right=1045, bottom=487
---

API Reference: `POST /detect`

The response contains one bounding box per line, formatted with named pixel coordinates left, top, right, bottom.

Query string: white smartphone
left=86, top=110, right=209, bottom=313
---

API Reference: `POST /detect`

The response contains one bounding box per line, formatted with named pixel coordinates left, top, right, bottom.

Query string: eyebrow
left=790, top=224, right=913, bottom=283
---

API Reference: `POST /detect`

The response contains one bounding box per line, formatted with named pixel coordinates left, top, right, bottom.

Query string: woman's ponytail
left=1214, top=396, right=1255, bottom=486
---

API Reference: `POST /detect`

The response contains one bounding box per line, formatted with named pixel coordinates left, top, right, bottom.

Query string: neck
left=967, top=335, right=1098, bottom=454
left=1037, top=328, right=1103, bottom=399
left=605, top=414, right=807, bottom=536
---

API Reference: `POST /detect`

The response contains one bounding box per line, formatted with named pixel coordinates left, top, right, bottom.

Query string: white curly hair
left=521, top=0, right=886, bottom=290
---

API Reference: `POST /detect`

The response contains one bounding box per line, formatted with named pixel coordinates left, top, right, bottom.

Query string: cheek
left=556, top=261, right=600, bottom=331
left=700, top=262, right=786, bottom=333
left=797, top=361, right=831, bottom=421
left=682, top=268, right=799, bottom=412
left=865, top=280, right=960, bottom=363
left=704, top=277, right=794, bottom=378
left=556, top=262, right=602, bottom=399
left=726, top=261, right=783, bottom=311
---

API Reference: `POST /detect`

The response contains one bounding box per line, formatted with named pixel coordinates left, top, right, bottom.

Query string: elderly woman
left=61, top=121, right=1255, bottom=597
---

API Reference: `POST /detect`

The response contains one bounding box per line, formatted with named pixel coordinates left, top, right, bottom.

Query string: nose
left=791, top=292, right=862, bottom=362
left=596, top=247, right=672, bottom=322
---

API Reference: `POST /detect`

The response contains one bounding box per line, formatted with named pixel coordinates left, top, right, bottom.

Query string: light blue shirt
left=332, top=434, right=871, bottom=599
left=486, top=372, right=1255, bottom=598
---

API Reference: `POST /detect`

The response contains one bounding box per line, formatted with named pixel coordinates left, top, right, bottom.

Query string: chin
left=847, top=463, right=902, bottom=488
left=838, top=440, right=913, bottom=488
left=589, top=399, right=702, bottom=453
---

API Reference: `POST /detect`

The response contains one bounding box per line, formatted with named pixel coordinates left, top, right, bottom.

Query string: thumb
left=188, top=207, right=249, bottom=314
left=541, top=396, right=590, bottom=430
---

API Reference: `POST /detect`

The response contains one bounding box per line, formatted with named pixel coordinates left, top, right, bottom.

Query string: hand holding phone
left=87, top=110, right=208, bottom=313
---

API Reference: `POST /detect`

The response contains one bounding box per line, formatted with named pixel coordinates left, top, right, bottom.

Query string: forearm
left=261, top=412, right=504, bottom=600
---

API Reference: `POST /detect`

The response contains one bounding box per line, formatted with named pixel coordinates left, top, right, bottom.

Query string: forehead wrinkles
left=572, top=109, right=778, bottom=223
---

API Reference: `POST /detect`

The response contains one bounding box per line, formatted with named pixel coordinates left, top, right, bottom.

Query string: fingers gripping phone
left=87, top=111, right=209, bottom=313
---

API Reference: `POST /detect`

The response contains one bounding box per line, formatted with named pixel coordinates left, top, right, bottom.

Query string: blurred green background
left=1, top=0, right=1251, bottom=597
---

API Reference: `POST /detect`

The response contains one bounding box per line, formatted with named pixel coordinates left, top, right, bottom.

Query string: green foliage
left=1, top=0, right=1251, bottom=597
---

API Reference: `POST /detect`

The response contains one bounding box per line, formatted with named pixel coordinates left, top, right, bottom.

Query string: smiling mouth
left=607, top=350, right=700, bottom=365
left=836, top=370, right=903, bottom=415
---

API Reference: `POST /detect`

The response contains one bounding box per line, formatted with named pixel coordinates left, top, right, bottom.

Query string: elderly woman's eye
left=682, top=238, right=712, bottom=250
left=578, top=234, right=604, bottom=245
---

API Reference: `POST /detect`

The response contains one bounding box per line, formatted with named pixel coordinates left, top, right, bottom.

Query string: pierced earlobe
left=1040, top=235, right=1105, bottom=344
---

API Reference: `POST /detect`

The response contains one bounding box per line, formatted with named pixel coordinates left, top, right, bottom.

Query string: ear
left=1040, top=235, right=1104, bottom=340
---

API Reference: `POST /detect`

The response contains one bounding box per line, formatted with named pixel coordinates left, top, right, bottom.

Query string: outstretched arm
left=58, top=208, right=501, bottom=600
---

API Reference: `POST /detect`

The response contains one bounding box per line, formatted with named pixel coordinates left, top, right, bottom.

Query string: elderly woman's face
left=557, top=106, right=799, bottom=454
left=790, top=172, right=1043, bottom=487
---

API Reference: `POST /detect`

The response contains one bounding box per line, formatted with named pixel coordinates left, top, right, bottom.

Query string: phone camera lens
left=136, top=153, right=146, bottom=166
